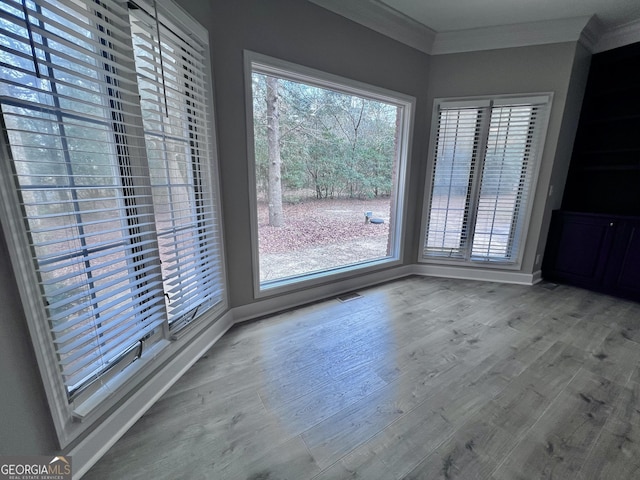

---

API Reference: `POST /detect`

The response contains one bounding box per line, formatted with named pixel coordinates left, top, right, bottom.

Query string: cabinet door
left=604, top=220, right=640, bottom=301
left=544, top=213, right=615, bottom=289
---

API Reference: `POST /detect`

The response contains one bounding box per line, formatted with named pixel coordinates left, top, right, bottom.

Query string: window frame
left=243, top=51, right=415, bottom=298
left=419, top=93, right=552, bottom=269
left=0, top=0, right=227, bottom=448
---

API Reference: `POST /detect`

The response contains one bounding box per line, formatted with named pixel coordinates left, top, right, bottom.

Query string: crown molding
left=431, top=17, right=593, bottom=55
left=308, top=0, right=435, bottom=54
left=594, top=17, right=640, bottom=53
left=308, top=1, right=640, bottom=56
left=578, top=16, right=604, bottom=52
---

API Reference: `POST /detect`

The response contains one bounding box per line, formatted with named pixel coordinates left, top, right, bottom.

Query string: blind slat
left=48, top=265, right=162, bottom=322
left=63, top=312, right=164, bottom=387
left=55, top=288, right=165, bottom=352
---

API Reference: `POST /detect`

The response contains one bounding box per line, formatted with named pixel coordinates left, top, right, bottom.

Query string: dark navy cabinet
left=550, top=42, right=640, bottom=302
left=603, top=218, right=640, bottom=300
left=543, top=211, right=640, bottom=302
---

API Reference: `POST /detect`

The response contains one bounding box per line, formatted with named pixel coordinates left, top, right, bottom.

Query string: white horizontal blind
left=424, top=97, right=549, bottom=264
left=471, top=104, right=541, bottom=261
left=0, top=0, right=167, bottom=399
left=424, top=106, right=482, bottom=258
left=130, top=4, right=223, bottom=328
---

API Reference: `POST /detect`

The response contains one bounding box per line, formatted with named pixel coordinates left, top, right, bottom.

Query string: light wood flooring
left=85, top=276, right=640, bottom=479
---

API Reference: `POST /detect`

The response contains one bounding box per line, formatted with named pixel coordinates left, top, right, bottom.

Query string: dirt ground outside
left=258, top=197, right=392, bottom=282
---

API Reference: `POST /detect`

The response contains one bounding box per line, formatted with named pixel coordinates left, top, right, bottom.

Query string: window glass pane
left=250, top=68, right=407, bottom=286
left=472, top=106, right=533, bottom=260
left=425, top=108, right=479, bottom=257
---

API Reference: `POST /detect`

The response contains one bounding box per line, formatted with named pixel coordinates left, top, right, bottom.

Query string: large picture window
left=421, top=95, right=551, bottom=264
left=0, top=0, right=224, bottom=443
left=246, top=53, right=413, bottom=292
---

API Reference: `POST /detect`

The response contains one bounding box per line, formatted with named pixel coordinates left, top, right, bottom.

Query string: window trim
left=418, top=93, right=553, bottom=270
left=0, top=0, right=227, bottom=448
left=243, top=51, right=415, bottom=299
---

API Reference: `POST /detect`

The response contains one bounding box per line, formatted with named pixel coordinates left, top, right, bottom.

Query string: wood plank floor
left=85, top=276, right=640, bottom=479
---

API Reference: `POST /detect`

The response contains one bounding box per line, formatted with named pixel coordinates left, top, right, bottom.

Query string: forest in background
left=251, top=73, right=400, bottom=205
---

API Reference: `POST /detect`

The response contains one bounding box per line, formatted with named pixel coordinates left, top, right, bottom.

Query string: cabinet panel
left=544, top=211, right=640, bottom=302
left=605, top=221, right=640, bottom=299
left=544, top=213, right=614, bottom=288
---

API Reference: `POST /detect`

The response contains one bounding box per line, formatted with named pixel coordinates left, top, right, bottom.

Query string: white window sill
left=72, top=339, right=171, bottom=421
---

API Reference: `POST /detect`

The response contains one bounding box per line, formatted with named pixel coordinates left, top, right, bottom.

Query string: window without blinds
left=0, top=0, right=224, bottom=402
left=423, top=97, right=550, bottom=264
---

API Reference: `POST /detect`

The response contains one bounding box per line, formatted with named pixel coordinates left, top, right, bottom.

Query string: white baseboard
left=412, top=263, right=539, bottom=285
left=531, top=269, right=543, bottom=285
left=232, top=264, right=414, bottom=323
left=70, top=310, right=235, bottom=479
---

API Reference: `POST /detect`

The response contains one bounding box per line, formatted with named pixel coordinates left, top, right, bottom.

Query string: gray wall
left=0, top=223, right=57, bottom=454
left=424, top=42, right=588, bottom=274
left=0, top=0, right=591, bottom=459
